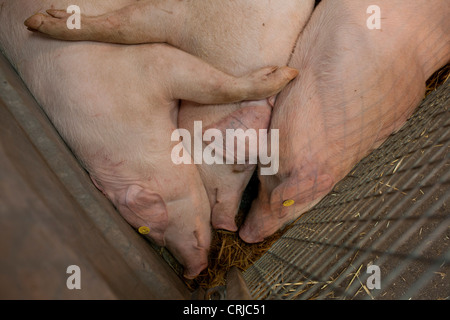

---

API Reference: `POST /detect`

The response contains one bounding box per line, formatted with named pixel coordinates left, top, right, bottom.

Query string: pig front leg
left=24, top=0, right=182, bottom=44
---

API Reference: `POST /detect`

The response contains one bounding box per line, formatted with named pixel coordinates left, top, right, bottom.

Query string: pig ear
left=119, top=185, right=169, bottom=246
left=193, top=229, right=208, bottom=251
left=202, top=100, right=272, bottom=167
left=270, top=174, right=334, bottom=218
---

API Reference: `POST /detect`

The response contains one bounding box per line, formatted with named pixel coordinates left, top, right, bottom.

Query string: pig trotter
left=24, top=1, right=177, bottom=44
left=24, top=10, right=94, bottom=41
left=162, top=42, right=299, bottom=105
left=239, top=66, right=299, bottom=102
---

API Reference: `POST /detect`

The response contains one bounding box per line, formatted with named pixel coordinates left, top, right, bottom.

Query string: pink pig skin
left=239, top=0, right=450, bottom=243
left=3, top=0, right=299, bottom=278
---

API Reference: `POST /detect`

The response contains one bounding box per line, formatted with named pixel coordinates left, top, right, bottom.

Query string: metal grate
left=243, top=80, right=450, bottom=300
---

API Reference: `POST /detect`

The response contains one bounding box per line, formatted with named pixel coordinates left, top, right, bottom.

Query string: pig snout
left=182, top=245, right=210, bottom=279
left=240, top=172, right=334, bottom=244
left=167, top=219, right=211, bottom=279
left=238, top=198, right=271, bottom=244
left=238, top=175, right=277, bottom=244
left=162, top=185, right=212, bottom=279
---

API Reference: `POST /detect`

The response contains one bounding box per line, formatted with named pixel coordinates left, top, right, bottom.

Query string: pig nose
left=239, top=225, right=265, bottom=244
left=211, top=202, right=239, bottom=232
left=238, top=199, right=268, bottom=243
left=183, top=250, right=209, bottom=279
left=239, top=211, right=269, bottom=243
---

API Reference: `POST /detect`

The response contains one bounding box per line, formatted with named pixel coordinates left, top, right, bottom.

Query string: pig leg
left=25, top=11, right=299, bottom=104
left=165, top=60, right=298, bottom=106
left=24, top=1, right=182, bottom=44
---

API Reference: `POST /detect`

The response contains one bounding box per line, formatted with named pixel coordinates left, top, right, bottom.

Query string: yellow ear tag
left=282, top=199, right=295, bottom=207
left=138, top=226, right=150, bottom=235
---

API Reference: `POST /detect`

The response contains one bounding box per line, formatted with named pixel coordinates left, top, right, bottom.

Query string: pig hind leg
left=165, top=54, right=299, bottom=105
left=24, top=0, right=182, bottom=44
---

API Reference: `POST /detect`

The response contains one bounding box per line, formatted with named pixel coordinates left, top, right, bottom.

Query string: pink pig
left=3, top=0, right=298, bottom=278
left=239, top=0, right=450, bottom=243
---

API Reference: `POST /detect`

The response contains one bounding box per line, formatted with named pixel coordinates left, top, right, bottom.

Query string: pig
left=23, top=0, right=316, bottom=233
left=2, top=0, right=299, bottom=278
left=239, top=0, right=450, bottom=243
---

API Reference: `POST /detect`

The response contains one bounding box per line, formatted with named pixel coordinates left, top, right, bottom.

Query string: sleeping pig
left=2, top=0, right=298, bottom=277
left=239, top=0, right=450, bottom=243
left=23, top=0, right=315, bottom=233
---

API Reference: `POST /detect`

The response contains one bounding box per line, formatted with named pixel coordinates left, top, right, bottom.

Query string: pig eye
left=282, top=199, right=295, bottom=207
left=138, top=226, right=151, bottom=235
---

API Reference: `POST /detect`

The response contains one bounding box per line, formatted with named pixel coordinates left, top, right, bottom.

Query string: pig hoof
left=24, top=14, right=45, bottom=30
left=46, top=9, right=71, bottom=19
left=243, top=66, right=299, bottom=101
left=24, top=10, right=79, bottom=40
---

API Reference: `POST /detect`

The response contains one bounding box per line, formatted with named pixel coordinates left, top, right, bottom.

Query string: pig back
left=178, top=0, right=315, bottom=127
